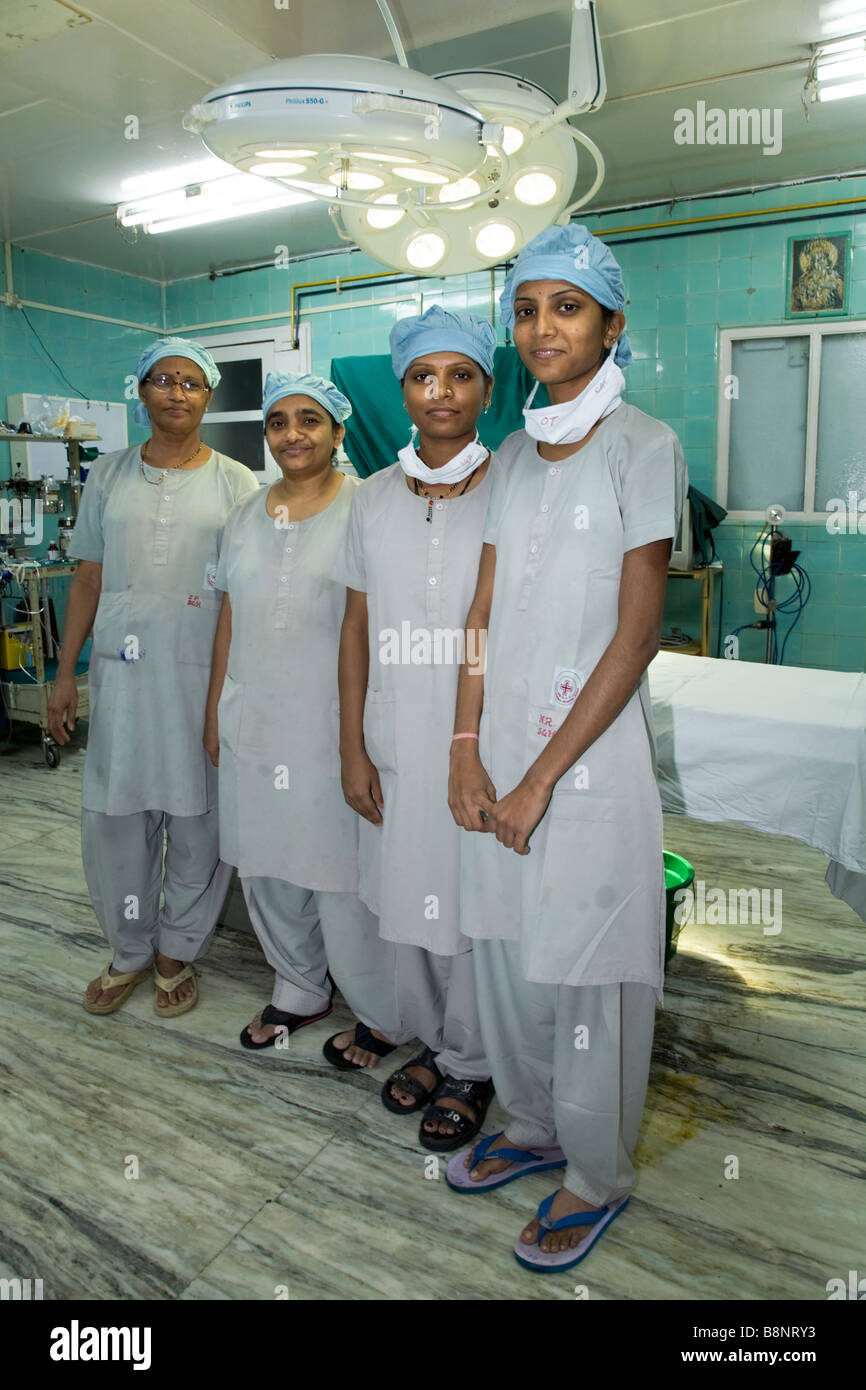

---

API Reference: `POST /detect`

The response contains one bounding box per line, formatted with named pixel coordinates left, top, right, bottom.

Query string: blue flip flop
left=513, top=1191, right=630, bottom=1272
left=446, top=1131, right=567, bottom=1193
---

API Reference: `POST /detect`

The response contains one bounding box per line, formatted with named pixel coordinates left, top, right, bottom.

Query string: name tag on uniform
left=204, top=563, right=218, bottom=591
left=551, top=666, right=583, bottom=707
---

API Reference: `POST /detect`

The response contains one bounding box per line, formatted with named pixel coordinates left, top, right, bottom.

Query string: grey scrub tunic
left=460, top=404, right=687, bottom=998
left=69, top=445, right=258, bottom=816
left=215, top=476, right=361, bottom=891
left=332, top=459, right=495, bottom=955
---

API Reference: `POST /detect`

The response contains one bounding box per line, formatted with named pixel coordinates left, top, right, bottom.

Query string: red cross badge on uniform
left=552, top=667, right=582, bottom=706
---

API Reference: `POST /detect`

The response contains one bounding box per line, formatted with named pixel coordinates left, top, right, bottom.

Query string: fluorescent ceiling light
left=816, top=54, right=866, bottom=79
left=818, top=75, right=866, bottom=97
left=810, top=28, right=866, bottom=99
left=118, top=172, right=313, bottom=233
left=119, top=158, right=232, bottom=199
left=145, top=195, right=310, bottom=235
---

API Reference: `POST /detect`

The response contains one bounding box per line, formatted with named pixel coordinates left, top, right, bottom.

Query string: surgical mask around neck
left=523, top=355, right=625, bottom=446
left=398, top=427, right=489, bottom=486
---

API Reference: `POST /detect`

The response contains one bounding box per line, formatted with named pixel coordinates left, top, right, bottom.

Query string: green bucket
left=664, top=851, right=695, bottom=964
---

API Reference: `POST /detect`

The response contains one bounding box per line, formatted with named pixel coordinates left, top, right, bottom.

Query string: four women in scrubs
left=448, top=223, right=687, bottom=1270
left=204, top=372, right=402, bottom=1056
left=49, top=337, right=258, bottom=1017
left=332, top=307, right=496, bottom=1149
left=61, top=233, right=685, bottom=1270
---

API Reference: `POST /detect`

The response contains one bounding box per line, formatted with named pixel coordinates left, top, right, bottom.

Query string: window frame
left=717, top=319, right=866, bottom=521
left=194, top=323, right=311, bottom=481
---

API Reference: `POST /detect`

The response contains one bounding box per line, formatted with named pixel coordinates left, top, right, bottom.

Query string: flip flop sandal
left=446, top=1131, right=567, bottom=1192
left=381, top=1046, right=442, bottom=1114
left=83, top=963, right=152, bottom=1016
left=239, top=1000, right=333, bottom=1050
left=513, top=1192, right=630, bottom=1273
left=153, top=964, right=198, bottom=1018
left=419, top=1076, right=495, bottom=1153
left=322, top=1020, right=397, bottom=1071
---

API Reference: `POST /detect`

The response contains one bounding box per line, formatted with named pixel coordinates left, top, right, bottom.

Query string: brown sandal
left=153, top=964, right=198, bottom=1018
left=83, top=963, right=152, bottom=1016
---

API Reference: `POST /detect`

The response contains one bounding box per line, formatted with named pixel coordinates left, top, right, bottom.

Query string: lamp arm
left=375, top=0, right=410, bottom=68
left=555, top=125, right=605, bottom=221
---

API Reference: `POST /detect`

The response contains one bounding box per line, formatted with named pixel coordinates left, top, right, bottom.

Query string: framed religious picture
left=786, top=232, right=851, bottom=318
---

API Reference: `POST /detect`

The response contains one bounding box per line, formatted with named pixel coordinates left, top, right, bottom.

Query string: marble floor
left=1, top=721, right=864, bottom=1302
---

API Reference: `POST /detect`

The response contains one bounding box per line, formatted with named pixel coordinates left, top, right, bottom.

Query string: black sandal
left=419, top=1076, right=495, bottom=1152
left=381, top=1046, right=442, bottom=1114
left=239, top=1000, right=333, bottom=1050
left=322, top=1021, right=397, bottom=1072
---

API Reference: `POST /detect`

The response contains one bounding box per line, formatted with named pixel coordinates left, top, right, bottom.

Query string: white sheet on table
left=648, top=652, right=866, bottom=875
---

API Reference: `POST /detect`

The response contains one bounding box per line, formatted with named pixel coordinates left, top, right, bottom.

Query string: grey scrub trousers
left=461, top=406, right=688, bottom=1203
left=473, top=939, right=657, bottom=1204
left=69, top=446, right=258, bottom=973
left=215, top=479, right=405, bottom=1039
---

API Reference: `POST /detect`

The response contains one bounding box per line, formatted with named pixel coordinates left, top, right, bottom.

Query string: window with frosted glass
left=815, top=333, right=866, bottom=508
left=728, top=338, right=808, bottom=512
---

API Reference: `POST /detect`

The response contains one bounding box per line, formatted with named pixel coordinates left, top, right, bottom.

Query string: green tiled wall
left=3, top=173, right=866, bottom=672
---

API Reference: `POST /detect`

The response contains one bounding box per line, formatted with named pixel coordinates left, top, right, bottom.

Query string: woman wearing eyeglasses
left=48, top=337, right=258, bottom=1019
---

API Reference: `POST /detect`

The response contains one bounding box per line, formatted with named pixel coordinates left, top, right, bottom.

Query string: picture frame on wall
left=786, top=231, right=851, bottom=318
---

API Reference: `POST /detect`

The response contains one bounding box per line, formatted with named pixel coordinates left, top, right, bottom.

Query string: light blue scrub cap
left=134, top=336, right=221, bottom=426
left=499, top=223, right=632, bottom=367
left=262, top=371, right=352, bottom=423
left=390, top=305, right=496, bottom=380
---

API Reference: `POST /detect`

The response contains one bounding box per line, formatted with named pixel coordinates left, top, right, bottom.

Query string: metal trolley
left=0, top=561, right=89, bottom=768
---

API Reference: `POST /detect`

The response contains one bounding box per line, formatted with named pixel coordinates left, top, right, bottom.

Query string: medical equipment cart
left=0, top=561, right=89, bottom=767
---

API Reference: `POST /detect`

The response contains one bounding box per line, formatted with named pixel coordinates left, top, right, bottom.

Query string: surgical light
left=327, top=169, right=385, bottom=190
left=502, top=125, right=525, bottom=154
left=367, top=194, right=405, bottom=228
left=254, top=148, right=317, bottom=159
left=439, top=178, right=481, bottom=203
left=474, top=223, right=517, bottom=258
left=392, top=166, right=450, bottom=184
left=513, top=171, right=559, bottom=206
left=248, top=161, right=307, bottom=176
left=172, top=1, right=607, bottom=272
left=405, top=232, right=447, bottom=268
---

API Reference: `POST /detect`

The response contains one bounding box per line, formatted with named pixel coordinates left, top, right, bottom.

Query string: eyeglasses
left=143, top=373, right=209, bottom=394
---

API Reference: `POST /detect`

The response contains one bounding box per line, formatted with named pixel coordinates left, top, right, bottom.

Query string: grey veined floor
left=1, top=722, right=864, bottom=1302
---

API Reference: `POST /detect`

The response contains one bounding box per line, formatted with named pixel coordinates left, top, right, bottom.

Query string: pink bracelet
left=452, top=733, right=479, bottom=741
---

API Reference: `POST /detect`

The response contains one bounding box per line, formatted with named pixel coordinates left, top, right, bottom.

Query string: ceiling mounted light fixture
left=117, top=171, right=314, bottom=235
left=805, top=31, right=866, bottom=102
left=172, top=0, right=607, bottom=273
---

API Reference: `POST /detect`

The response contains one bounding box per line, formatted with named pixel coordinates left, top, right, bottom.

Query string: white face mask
left=397, top=428, right=489, bottom=486
left=523, top=355, right=625, bottom=446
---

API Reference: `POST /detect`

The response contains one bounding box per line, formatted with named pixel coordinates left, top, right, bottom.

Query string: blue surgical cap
left=390, top=305, right=496, bottom=380
left=499, top=224, right=632, bottom=367
left=134, top=337, right=221, bottom=426
left=262, top=371, right=352, bottom=424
